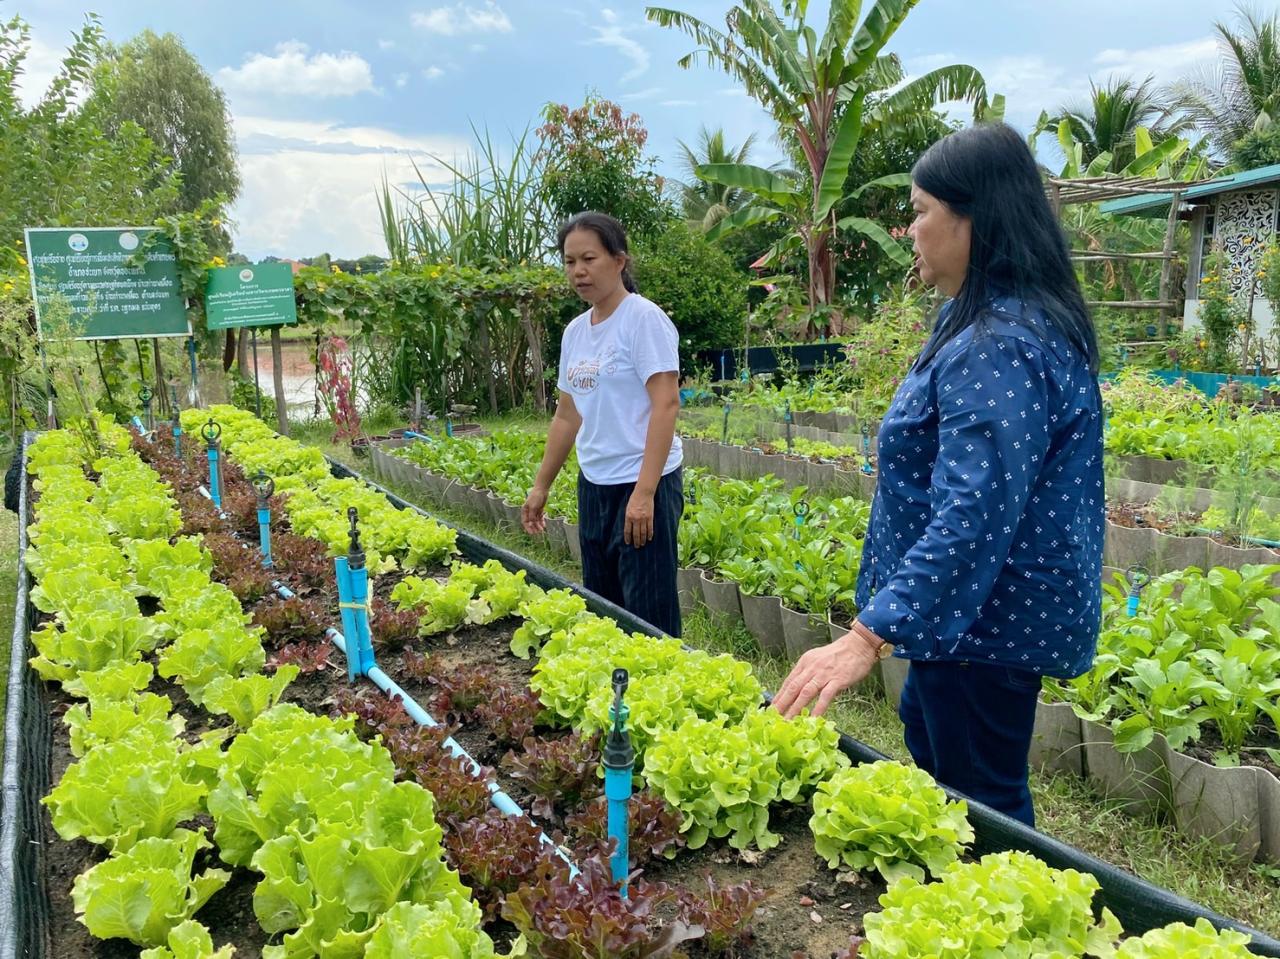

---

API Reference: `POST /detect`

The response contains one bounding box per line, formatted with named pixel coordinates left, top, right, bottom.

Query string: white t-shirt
left=557, top=293, right=683, bottom=486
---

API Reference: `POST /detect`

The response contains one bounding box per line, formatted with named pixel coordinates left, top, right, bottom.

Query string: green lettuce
left=364, top=897, right=498, bottom=958
left=203, top=666, right=300, bottom=729
left=157, top=623, right=266, bottom=706
left=810, top=761, right=973, bottom=883
left=1114, top=918, right=1254, bottom=958
left=71, top=829, right=230, bottom=947
left=139, top=920, right=236, bottom=959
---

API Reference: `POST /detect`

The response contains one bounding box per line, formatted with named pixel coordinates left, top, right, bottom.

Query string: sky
left=12, top=0, right=1250, bottom=260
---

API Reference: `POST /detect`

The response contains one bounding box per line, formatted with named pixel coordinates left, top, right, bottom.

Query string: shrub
left=632, top=222, right=748, bottom=371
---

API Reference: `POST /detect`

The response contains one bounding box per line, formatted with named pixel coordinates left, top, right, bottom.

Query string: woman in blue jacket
left=773, top=123, right=1104, bottom=828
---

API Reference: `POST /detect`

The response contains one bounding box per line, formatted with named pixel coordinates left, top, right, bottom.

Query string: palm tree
left=1171, top=4, right=1280, bottom=157
left=646, top=0, right=987, bottom=324
left=675, top=126, right=758, bottom=230
left=1055, top=76, right=1183, bottom=173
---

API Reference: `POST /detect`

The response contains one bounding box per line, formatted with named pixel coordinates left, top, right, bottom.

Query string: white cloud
left=620, top=86, right=663, bottom=102
left=469, top=43, right=487, bottom=53
left=378, top=38, right=395, bottom=50
left=395, top=72, right=410, bottom=88
left=1092, top=37, right=1218, bottom=87
left=422, top=66, right=445, bottom=80
left=218, top=41, right=375, bottom=96
left=587, top=12, right=650, bottom=83
left=716, top=86, right=749, bottom=98
left=229, top=116, right=468, bottom=259
left=660, top=99, right=696, bottom=108
left=14, top=34, right=70, bottom=109
left=411, top=2, right=513, bottom=36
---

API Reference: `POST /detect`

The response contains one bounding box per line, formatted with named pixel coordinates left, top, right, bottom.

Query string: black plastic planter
left=4, top=438, right=1280, bottom=957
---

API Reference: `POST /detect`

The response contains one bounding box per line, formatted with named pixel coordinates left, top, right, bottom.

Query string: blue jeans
left=898, top=659, right=1042, bottom=827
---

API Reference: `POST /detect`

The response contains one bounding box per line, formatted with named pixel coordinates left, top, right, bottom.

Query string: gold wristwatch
left=854, top=621, right=894, bottom=660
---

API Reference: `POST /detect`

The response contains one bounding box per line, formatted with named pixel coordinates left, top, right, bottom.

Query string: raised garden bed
left=9, top=421, right=1280, bottom=958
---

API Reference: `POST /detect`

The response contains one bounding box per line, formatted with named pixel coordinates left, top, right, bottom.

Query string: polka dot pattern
left=855, top=299, right=1104, bottom=679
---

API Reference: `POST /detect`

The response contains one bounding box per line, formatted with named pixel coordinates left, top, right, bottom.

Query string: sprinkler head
left=139, top=385, right=154, bottom=404
left=347, top=506, right=365, bottom=569
left=201, top=419, right=221, bottom=445
left=252, top=469, right=275, bottom=503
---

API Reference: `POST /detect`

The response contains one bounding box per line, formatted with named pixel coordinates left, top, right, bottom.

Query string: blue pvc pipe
left=257, top=507, right=272, bottom=568
left=268, top=578, right=575, bottom=874
left=173, top=423, right=182, bottom=457
left=605, top=761, right=631, bottom=894
left=348, top=561, right=375, bottom=679
left=131, top=416, right=146, bottom=434
left=207, top=448, right=222, bottom=511
left=334, top=557, right=360, bottom=684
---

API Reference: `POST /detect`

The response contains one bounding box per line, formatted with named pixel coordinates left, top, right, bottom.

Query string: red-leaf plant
left=202, top=530, right=274, bottom=603
left=475, top=684, right=545, bottom=750
left=675, top=875, right=772, bottom=957
left=330, top=686, right=417, bottom=741
left=253, top=595, right=330, bottom=648
left=501, top=731, right=603, bottom=821
left=369, top=597, right=420, bottom=652
left=378, top=722, right=494, bottom=827
left=267, top=640, right=332, bottom=674
left=501, top=854, right=703, bottom=959
left=271, top=531, right=337, bottom=595
left=400, top=650, right=495, bottom=721
left=316, top=335, right=361, bottom=441
left=443, top=808, right=560, bottom=919
left=565, top=790, right=685, bottom=866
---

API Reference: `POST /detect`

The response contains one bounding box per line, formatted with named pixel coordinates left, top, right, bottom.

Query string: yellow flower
left=211, top=218, right=221, bottom=227
left=317, top=281, right=327, bottom=292
left=209, top=255, right=227, bottom=268
left=2, top=282, right=13, bottom=293
left=330, top=264, right=342, bottom=274
left=16, top=255, right=24, bottom=266
left=1199, top=339, right=1208, bottom=349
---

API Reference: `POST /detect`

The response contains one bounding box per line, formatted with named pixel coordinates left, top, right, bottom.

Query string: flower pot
left=780, top=604, right=827, bottom=660
left=548, top=516, right=571, bottom=554
left=564, top=522, right=583, bottom=564
left=780, top=456, right=810, bottom=489
left=501, top=500, right=523, bottom=530
left=1257, top=766, right=1280, bottom=864
left=759, top=453, right=785, bottom=484
left=831, top=467, right=862, bottom=498
left=719, top=445, right=746, bottom=479
left=1029, top=698, right=1085, bottom=778
left=677, top=567, right=704, bottom=619
left=1101, top=521, right=1161, bottom=572
left=443, top=479, right=469, bottom=512
left=1207, top=539, right=1280, bottom=572
left=1167, top=746, right=1263, bottom=862
left=740, top=592, right=785, bottom=656
left=477, top=489, right=501, bottom=525
left=880, top=655, right=909, bottom=709
left=1082, top=721, right=1172, bottom=813
left=807, top=461, right=836, bottom=491
left=739, top=447, right=765, bottom=481
left=699, top=570, right=742, bottom=626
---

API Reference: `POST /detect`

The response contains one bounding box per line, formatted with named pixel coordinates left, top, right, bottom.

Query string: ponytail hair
left=557, top=211, right=637, bottom=293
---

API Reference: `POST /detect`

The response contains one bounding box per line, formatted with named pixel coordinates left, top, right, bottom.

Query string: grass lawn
left=290, top=413, right=1280, bottom=937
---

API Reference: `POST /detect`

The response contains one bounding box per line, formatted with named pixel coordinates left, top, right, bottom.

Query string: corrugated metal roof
left=1099, top=162, right=1280, bottom=216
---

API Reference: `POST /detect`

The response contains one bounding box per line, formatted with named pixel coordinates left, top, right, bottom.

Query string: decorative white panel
left=1212, top=189, right=1278, bottom=299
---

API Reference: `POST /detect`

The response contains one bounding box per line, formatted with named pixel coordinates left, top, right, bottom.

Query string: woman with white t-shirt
left=521, top=211, right=685, bottom=636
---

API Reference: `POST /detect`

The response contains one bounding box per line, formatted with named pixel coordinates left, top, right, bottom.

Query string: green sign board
left=205, top=262, right=298, bottom=330
left=24, top=227, right=190, bottom=340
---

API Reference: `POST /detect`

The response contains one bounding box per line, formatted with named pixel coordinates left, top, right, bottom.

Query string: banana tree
left=647, top=0, right=987, bottom=334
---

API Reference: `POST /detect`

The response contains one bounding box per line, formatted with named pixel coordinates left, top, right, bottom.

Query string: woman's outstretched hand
left=772, top=625, right=884, bottom=719
left=521, top=486, right=549, bottom=534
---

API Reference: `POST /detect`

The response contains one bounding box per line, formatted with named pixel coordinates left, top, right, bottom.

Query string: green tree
left=537, top=93, right=672, bottom=238
left=647, top=0, right=986, bottom=335
left=633, top=222, right=748, bottom=369
left=1054, top=76, right=1184, bottom=173
left=91, top=30, right=240, bottom=223
left=1172, top=4, right=1280, bottom=158
left=675, top=126, right=759, bottom=229
left=0, top=14, right=180, bottom=264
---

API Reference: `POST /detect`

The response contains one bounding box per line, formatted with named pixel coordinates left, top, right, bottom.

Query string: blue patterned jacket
left=854, top=297, right=1104, bottom=678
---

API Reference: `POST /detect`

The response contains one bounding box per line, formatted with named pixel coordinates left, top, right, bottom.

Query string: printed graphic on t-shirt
left=567, top=346, right=618, bottom=394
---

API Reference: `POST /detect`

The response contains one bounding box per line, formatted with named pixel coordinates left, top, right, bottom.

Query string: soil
left=1184, top=716, right=1280, bottom=780
left=1106, top=501, right=1280, bottom=554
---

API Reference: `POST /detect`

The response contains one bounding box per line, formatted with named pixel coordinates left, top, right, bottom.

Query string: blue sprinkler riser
left=270, top=581, right=576, bottom=872
left=193, top=475, right=582, bottom=877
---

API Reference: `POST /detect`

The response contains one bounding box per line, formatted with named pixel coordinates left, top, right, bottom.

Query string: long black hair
left=911, top=123, right=1098, bottom=374
left=556, top=211, right=638, bottom=293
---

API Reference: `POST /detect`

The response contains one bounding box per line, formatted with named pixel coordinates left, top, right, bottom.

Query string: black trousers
left=576, top=466, right=683, bottom=636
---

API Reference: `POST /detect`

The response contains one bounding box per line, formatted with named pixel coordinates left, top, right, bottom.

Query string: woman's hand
left=624, top=491, right=655, bottom=547
left=522, top=486, right=549, bottom=534
left=772, top=625, right=884, bottom=719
